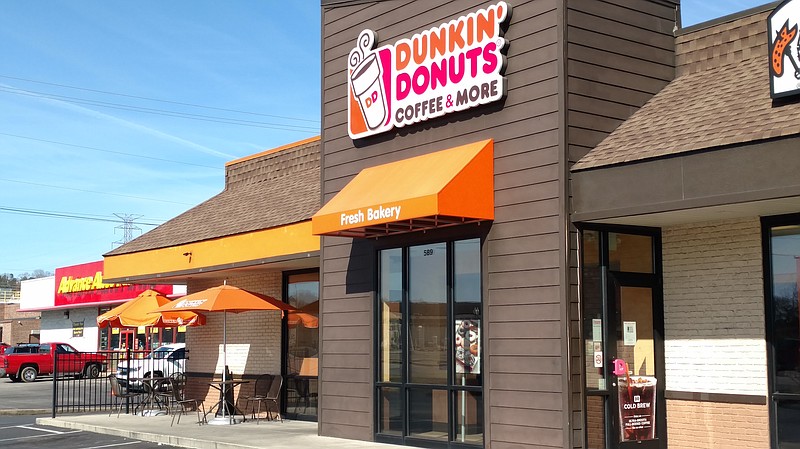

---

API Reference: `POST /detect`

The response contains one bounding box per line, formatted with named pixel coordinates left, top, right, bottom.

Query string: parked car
left=115, top=343, right=186, bottom=390
left=0, top=342, right=108, bottom=382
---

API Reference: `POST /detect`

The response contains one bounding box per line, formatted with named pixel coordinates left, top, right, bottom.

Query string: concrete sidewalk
left=38, top=413, right=402, bottom=449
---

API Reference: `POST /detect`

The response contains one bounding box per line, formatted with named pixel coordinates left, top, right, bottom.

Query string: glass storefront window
left=377, top=238, right=483, bottom=446
left=608, top=233, right=653, bottom=273
left=586, top=396, right=606, bottom=449
left=408, top=388, right=448, bottom=441
left=582, top=230, right=605, bottom=391
left=378, top=386, right=403, bottom=436
left=285, top=271, right=319, bottom=420
left=380, top=249, right=403, bottom=383
left=409, top=243, right=447, bottom=385
left=453, top=390, right=483, bottom=444
left=454, top=239, right=482, bottom=387
left=770, top=224, right=800, bottom=395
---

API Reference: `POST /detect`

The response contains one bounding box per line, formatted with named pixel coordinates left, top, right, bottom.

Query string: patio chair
left=244, top=374, right=274, bottom=424
left=263, top=374, right=283, bottom=423
left=108, top=374, right=141, bottom=418
left=169, top=375, right=207, bottom=426
left=153, top=376, right=176, bottom=414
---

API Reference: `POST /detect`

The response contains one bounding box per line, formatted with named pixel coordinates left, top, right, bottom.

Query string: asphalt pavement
left=0, top=415, right=178, bottom=449
left=0, top=375, right=52, bottom=415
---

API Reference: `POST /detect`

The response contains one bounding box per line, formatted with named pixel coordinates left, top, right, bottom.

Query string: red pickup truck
left=0, top=343, right=107, bottom=383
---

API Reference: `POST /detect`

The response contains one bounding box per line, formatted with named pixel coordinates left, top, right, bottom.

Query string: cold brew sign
left=347, top=2, right=511, bottom=139
left=769, top=0, right=800, bottom=98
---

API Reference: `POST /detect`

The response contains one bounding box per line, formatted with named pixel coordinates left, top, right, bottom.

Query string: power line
left=0, top=132, right=223, bottom=170
left=0, top=178, right=198, bottom=206
left=0, top=206, right=163, bottom=226
left=0, top=73, right=320, bottom=124
left=0, top=86, right=320, bottom=133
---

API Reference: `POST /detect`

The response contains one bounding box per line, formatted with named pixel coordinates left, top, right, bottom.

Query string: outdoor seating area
left=107, top=369, right=296, bottom=427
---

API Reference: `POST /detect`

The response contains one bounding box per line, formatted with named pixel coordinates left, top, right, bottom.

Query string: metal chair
left=244, top=374, right=274, bottom=424
left=169, top=375, right=206, bottom=426
left=107, top=374, right=141, bottom=417
left=264, top=374, right=283, bottom=423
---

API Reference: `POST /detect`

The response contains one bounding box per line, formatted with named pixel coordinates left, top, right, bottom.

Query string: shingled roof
left=105, top=137, right=320, bottom=256
left=572, top=7, right=798, bottom=171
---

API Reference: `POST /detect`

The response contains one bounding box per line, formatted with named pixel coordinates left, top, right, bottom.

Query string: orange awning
left=312, top=139, right=494, bottom=238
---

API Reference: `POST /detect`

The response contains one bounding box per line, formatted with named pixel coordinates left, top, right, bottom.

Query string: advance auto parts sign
left=347, top=2, right=511, bottom=139
left=769, top=0, right=800, bottom=98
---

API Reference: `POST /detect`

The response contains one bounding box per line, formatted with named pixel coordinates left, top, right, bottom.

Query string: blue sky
left=0, top=1, right=773, bottom=277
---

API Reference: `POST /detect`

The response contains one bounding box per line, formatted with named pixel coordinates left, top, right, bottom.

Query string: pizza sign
left=769, top=0, right=800, bottom=98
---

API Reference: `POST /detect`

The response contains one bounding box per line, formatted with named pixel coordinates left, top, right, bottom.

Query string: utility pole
left=112, top=213, right=143, bottom=247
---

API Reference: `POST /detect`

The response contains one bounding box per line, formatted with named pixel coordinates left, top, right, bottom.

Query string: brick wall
left=662, top=217, right=767, bottom=395
left=0, top=303, right=40, bottom=346
left=662, top=217, right=769, bottom=449
left=183, top=272, right=284, bottom=414
left=666, top=400, right=768, bottom=449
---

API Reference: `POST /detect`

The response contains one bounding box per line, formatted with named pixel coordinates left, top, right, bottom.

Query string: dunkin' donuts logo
left=347, top=2, right=511, bottom=139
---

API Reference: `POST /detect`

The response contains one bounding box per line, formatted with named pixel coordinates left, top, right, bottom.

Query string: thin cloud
left=0, top=82, right=237, bottom=159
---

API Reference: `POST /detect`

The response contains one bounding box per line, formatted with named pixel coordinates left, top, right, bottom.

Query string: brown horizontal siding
left=489, top=288, right=564, bottom=307
left=566, top=1, right=676, bottom=448
left=492, top=355, right=563, bottom=375
left=490, top=423, right=564, bottom=448
left=321, top=0, right=570, bottom=445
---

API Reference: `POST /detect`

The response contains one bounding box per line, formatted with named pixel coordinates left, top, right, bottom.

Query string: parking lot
left=0, top=375, right=53, bottom=413
left=0, top=415, right=177, bottom=449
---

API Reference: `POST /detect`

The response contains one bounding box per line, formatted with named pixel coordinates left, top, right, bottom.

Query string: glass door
left=582, top=228, right=665, bottom=449
left=376, top=238, right=484, bottom=448
left=606, top=277, right=662, bottom=448
left=283, top=270, right=320, bottom=421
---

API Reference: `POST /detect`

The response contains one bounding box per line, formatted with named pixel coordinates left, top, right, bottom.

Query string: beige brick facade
left=666, top=399, right=768, bottom=449
left=662, top=218, right=769, bottom=449
left=662, top=218, right=767, bottom=396
left=183, top=271, right=284, bottom=415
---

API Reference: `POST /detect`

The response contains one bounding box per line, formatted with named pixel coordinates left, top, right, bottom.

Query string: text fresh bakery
left=340, top=205, right=402, bottom=226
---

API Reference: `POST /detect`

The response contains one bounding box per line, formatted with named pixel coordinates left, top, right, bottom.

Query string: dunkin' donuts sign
left=347, top=2, right=511, bottom=139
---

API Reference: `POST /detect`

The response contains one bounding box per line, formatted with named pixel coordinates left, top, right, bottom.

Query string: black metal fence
left=52, top=349, right=150, bottom=416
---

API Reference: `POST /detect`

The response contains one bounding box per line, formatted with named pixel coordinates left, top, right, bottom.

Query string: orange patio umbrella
left=287, top=301, right=319, bottom=329
left=96, top=289, right=205, bottom=328
left=287, top=311, right=319, bottom=328
left=151, top=284, right=295, bottom=424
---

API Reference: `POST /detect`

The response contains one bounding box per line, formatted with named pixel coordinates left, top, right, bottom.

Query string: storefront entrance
left=283, top=270, right=320, bottom=421
left=376, top=238, right=483, bottom=448
left=582, top=228, right=666, bottom=449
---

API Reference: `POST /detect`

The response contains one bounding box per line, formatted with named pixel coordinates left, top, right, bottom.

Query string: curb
left=0, top=409, right=49, bottom=416
left=37, top=417, right=262, bottom=449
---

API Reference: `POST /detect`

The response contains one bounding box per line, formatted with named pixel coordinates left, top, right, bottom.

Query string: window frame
left=762, top=213, right=800, bottom=449
left=374, top=237, right=484, bottom=448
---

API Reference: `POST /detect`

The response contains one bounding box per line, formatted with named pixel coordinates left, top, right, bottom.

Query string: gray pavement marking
left=0, top=429, right=82, bottom=442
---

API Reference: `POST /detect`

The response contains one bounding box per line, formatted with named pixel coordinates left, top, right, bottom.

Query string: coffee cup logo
left=349, top=30, right=389, bottom=133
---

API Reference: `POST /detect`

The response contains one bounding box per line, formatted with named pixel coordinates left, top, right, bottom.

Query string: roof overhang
left=571, top=136, right=800, bottom=227
left=312, top=139, right=494, bottom=238
left=104, top=221, right=320, bottom=283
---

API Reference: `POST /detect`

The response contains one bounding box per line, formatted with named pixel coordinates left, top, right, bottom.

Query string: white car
left=116, top=343, right=186, bottom=390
